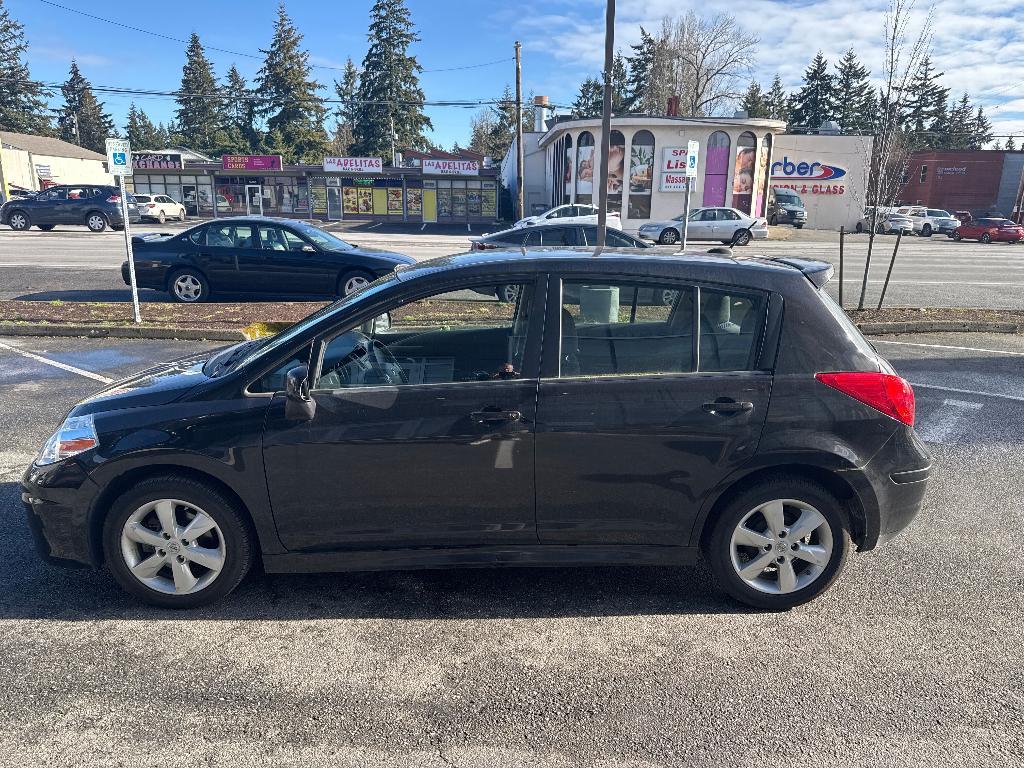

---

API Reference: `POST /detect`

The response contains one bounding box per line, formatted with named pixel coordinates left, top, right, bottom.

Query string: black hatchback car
left=23, top=249, right=930, bottom=610
left=1, top=184, right=140, bottom=232
left=123, top=217, right=415, bottom=302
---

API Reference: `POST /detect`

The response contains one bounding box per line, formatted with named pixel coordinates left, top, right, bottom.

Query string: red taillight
left=815, top=372, right=915, bottom=426
left=145, top=203, right=156, bottom=209
left=106, top=194, right=120, bottom=203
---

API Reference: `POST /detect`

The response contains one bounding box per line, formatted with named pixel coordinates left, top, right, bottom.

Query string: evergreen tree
left=571, top=77, right=603, bottom=118
left=903, top=56, right=949, bottom=148
left=55, top=61, right=115, bottom=152
left=610, top=50, right=629, bottom=113
left=0, top=0, right=51, bottom=135
left=353, top=0, right=433, bottom=161
left=155, top=122, right=172, bottom=147
left=175, top=33, right=224, bottom=154
left=740, top=81, right=769, bottom=118
left=833, top=49, right=876, bottom=133
left=939, top=93, right=976, bottom=150
left=221, top=64, right=258, bottom=154
left=467, top=84, right=530, bottom=159
left=622, top=27, right=661, bottom=113
left=330, top=58, right=359, bottom=156
left=972, top=105, right=993, bottom=149
left=790, top=52, right=835, bottom=131
left=124, top=103, right=165, bottom=149
left=765, top=74, right=790, bottom=122
left=1007, top=135, right=1018, bottom=151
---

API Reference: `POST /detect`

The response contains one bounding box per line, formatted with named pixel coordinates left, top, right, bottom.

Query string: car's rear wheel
left=339, top=269, right=374, bottom=297
left=179, top=208, right=187, bottom=222
left=921, top=223, right=932, bottom=237
left=496, top=284, right=520, bottom=303
left=732, top=228, right=752, bottom=246
left=157, top=211, right=166, bottom=224
left=8, top=210, right=30, bottom=231
left=37, top=224, right=55, bottom=231
left=794, top=224, right=803, bottom=229
left=103, top=475, right=253, bottom=608
left=86, top=212, right=108, bottom=232
left=705, top=478, right=851, bottom=610
left=769, top=215, right=779, bottom=226
left=168, top=268, right=210, bottom=302
left=952, top=231, right=962, bottom=241
left=659, top=228, right=679, bottom=245
left=981, top=233, right=992, bottom=244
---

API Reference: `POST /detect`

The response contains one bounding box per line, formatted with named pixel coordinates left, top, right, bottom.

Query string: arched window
left=627, top=129, right=655, bottom=219
left=702, top=131, right=731, bottom=207
left=575, top=131, right=595, bottom=204
left=563, top=134, right=574, bottom=204
left=607, top=130, right=625, bottom=213
left=732, top=131, right=757, bottom=214
left=754, top=134, right=772, bottom=217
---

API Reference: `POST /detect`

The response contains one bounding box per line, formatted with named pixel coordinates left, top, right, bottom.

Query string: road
left=1, top=223, right=1023, bottom=308
left=0, top=332, right=1021, bottom=766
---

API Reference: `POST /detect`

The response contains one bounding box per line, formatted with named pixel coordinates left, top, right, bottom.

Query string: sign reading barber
left=324, top=157, right=383, bottom=173
left=422, top=159, right=479, bottom=176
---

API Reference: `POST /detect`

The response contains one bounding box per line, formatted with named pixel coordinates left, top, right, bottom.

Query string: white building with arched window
left=534, top=116, right=787, bottom=233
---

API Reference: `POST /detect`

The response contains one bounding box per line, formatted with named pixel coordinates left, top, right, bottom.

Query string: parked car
left=894, top=206, right=960, bottom=237
left=122, top=216, right=415, bottom=302
left=1, top=184, right=140, bottom=232
left=639, top=207, right=768, bottom=246
left=767, top=188, right=807, bottom=228
left=857, top=207, right=914, bottom=235
left=469, top=223, right=653, bottom=302
left=951, top=217, right=1024, bottom=244
left=513, top=203, right=622, bottom=230
left=134, top=194, right=187, bottom=224
left=23, top=248, right=930, bottom=610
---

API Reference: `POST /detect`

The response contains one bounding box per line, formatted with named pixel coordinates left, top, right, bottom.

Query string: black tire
left=157, top=211, right=166, bottom=224
left=338, top=269, right=374, bottom=297
left=921, top=223, right=932, bottom=237
left=769, top=215, right=779, bottom=226
left=7, top=210, right=30, bottom=231
left=496, top=284, right=520, bottom=303
left=876, top=222, right=886, bottom=234
left=981, top=233, right=992, bottom=244
left=732, top=228, right=752, bottom=246
left=659, top=228, right=679, bottom=245
left=86, top=211, right=108, bottom=232
left=794, top=224, right=804, bottom=229
left=952, top=231, right=962, bottom=241
left=102, top=475, right=253, bottom=608
left=179, top=208, right=187, bottom=222
left=855, top=221, right=864, bottom=234
left=168, top=268, right=210, bottom=303
left=37, top=224, right=56, bottom=231
left=704, top=476, right=852, bottom=610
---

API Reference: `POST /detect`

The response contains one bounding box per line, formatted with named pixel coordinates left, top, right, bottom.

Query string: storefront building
left=131, top=151, right=499, bottom=224
left=536, top=116, right=787, bottom=232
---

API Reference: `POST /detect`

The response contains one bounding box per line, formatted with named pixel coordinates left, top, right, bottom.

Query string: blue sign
left=112, top=152, right=127, bottom=166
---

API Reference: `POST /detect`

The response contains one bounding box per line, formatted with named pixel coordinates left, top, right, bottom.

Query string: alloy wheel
left=88, top=214, right=106, bottom=232
left=344, top=275, right=370, bottom=295
left=728, top=498, right=834, bottom=595
left=10, top=213, right=28, bottom=230
left=660, top=229, right=678, bottom=245
left=734, top=229, right=752, bottom=246
left=173, top=274, right=203, bottom=301
left=158, top=211, right=166, bottom=224
left=119, top=499, right=226, bottom=596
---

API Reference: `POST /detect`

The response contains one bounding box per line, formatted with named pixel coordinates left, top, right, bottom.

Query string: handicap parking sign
left=113, top=152, right=127, bottom=166
left=105, top=138, right=132, bottom=176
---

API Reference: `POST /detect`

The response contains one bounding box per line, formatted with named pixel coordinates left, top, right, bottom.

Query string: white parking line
left=0, top=340, right=114, bottom=383
left=909, top=382, right=1024, bottom=403
left=874, top=340, right=1024, bottom=356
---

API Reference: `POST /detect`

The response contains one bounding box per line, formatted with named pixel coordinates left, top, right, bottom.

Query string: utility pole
left=595, top=0, right=615, bottom=250
left=514, top=41, right=524, bottom=221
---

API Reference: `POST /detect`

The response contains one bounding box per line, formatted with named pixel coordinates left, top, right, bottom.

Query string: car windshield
left=685, top=211, right=701, bottom=221
left=776, top=193, right=800, bottom=204
left=927, top=209, right=950, bottom=217
left=290, top=222, right=354, bottom=250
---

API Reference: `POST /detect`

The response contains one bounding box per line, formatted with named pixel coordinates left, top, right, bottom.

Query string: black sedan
left=122, top=216, right=415, bottom=302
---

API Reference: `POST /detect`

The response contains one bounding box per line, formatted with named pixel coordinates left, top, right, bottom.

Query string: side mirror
left=373, top=312, right=391, bottom=332
left=284, top=364, right=316, bottom=421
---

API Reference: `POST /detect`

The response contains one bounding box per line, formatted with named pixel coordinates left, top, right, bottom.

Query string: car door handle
left=702, top=400, right=754, bottom=415
left=470, top=409, right=522, bottom=423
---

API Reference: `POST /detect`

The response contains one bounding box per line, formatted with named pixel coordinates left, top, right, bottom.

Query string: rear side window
left=815, top=289, right=877, bottom=359
left=698, top=288, right=767, bottom=372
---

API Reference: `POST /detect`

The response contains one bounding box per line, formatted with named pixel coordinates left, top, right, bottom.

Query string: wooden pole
left=877, top=230, right=903, bottom=310
left=595, top=0, right=615, bottom=251
left=514, top=41, right=524, bottom=222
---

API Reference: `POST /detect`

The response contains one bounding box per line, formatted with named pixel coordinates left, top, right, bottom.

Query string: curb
left=857, top=320, right=1022, bottom=335
left=0, top=323, right=246, bottom=341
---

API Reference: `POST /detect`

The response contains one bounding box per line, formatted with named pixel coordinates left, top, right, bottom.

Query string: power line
left=34, top=0, right=512, bottom=75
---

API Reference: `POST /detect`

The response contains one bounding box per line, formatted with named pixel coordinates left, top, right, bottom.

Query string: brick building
left=899, top=150, right=1024, bottom=219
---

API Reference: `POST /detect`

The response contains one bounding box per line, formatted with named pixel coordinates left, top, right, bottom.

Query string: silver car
left=639, top=207, right=769, bottom=246
left=857, top=207, right=913, bottom=235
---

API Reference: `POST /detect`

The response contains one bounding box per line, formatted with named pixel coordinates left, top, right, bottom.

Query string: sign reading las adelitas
left=422, top=158, right=479, bottom=176
left=324, top=156, right=382, bottom=173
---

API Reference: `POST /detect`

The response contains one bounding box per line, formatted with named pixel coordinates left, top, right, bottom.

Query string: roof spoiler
left=763, top=257, right=834, bottom=288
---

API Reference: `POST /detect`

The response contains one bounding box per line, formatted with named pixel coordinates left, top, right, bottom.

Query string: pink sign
left=222, top=155, right=283, bottom=171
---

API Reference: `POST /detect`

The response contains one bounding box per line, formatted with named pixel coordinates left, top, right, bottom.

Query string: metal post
left=681, top=178, right=692, bottom=250
left=838, top=225, right=845, bottom=308
left=514, top=41, right=524, bottom=222
left=0, top=141, right=8, bottom=203
left=594, top=0, right=615, bottom=250
left=119, top=175, right=142, bottom=324
left=877, top=230, right=902, bottom=310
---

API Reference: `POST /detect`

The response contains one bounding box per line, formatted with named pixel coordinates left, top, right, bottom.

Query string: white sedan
left=513, top=203, right=622, bottom=230
left=638, top=207, right=769, bottom=246
left=134, top=194, right=186, bottom=224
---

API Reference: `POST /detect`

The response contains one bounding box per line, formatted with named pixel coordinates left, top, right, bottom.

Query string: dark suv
left=1, top=184, right=140, bottom=232
left=23, top=249, right=930, bottom=610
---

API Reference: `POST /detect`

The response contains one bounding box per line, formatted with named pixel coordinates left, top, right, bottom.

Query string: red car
left=952, top=217, right=1024, bottom=244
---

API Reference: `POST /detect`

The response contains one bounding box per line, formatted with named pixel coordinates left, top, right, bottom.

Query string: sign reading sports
left=222, top=155, right=283, bottom=171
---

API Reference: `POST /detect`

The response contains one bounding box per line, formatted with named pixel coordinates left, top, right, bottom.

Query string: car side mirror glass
left=284, top=364, right=316, bottom=421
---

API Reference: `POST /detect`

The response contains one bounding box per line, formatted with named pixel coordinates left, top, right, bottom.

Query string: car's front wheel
left=732, top=228, right=752, bottom=246
left=921, top=223, right=932, bottom=237
left=168, top=268, right=210, bottom=302
left=103, top=475, right=253, bottom=608
left=179, top=208, right=187, bottom=222
left=855, top=221, right=864, bottom=234
left=7, top=210, right=30, bottom=231
left=659, top=228, right=679, bottom=245
left=705, top=477, right=851, bottom=610
left=339, top=269, right=374, bottom=297
left=981, top=233, right=992, bottom=244
left=86, top=212, right=108, bottom=232
left=952, top=232, right=962, bottom=241
left=157, top=211, right=166, bottom=224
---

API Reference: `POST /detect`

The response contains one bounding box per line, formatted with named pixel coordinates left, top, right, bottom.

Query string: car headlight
left=37, top=414, right=98, bottom=466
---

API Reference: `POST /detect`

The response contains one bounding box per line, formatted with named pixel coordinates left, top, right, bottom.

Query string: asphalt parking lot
left=0, top=332, right=1021, bottom=766
left=1, top=224, right=1023, bottom=309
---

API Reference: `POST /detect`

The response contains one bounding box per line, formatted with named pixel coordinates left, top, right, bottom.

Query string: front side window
left=314, top=283, right=535, bottom=390
left=559, top=280, right=694, bottom=377
left=258, top=226, right=307, bottom=251
left=43, top=188, right=67, bottom=201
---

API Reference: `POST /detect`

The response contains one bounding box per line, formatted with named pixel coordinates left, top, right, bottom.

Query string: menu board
left=387, top=188, right=404, bottom=214
left=342, top=187, right=359, bottom=215
left=309, top=181, right=327, bottom=215
left=407, top=188, right=422, bottom=215
left=481, top=189, right=497, bottom=218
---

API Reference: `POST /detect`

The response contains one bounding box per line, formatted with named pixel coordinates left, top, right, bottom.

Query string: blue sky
left=10, top=0, right=1024, bottom=148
